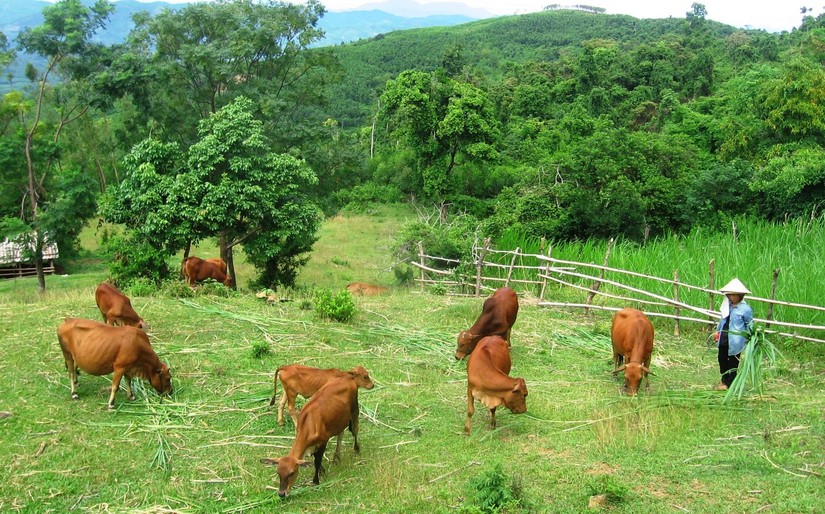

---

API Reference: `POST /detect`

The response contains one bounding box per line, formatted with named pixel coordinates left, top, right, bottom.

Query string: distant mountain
left=342, top=0, right=495, bottom=19
left=0, top=0, right=480, bottom=47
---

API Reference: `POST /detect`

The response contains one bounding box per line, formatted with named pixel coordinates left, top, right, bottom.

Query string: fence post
left=505, top=247, right=519, bottom=288
left=417, top=241, right=425, bottom=293
left=766, top=268, right=780, bottom=329
left=585, top=238, right=614, bottom=313
left=707, top=258, right=716, bottom=330
left=673, top=269, right=681, bottom=337
left=539, top=245, right=553, bottom=301
left=475, top=238, right=490, bottom=297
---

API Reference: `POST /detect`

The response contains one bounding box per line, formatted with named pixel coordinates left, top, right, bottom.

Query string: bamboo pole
left=766, top=268, right=780, bottom=329
left=475, top=238, right=490, bottom=297
left=505, top=247, right=519, bottom=287
left=707, top=259, right=716, bottom=330
left=539, top=244, right=553, bottom=301
left=585, top=238, right=614, bottom=313
left=417, top=241, right=425, bottom=294
left=673, top=270, right=681, bottom=337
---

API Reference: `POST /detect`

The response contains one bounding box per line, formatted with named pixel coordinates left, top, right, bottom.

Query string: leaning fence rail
left=411, top=240, right=825, bottom=344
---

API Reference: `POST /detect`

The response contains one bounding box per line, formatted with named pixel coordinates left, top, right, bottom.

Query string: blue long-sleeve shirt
left=717, top=300, right=754, bottom=356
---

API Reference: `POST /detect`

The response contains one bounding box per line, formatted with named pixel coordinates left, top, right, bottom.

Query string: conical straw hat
left=720, top=278, right=750, bottom=295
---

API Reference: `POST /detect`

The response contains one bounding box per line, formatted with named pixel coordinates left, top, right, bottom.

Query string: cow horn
left=642, top=366, right=655, bottom=375
left=260, top=458, right=280, bottom=466
left=612, top=365, right=626, bottom=374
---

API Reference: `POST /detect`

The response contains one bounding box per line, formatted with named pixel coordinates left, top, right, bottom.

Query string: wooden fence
left=0, top=263, right=56, bottom=279
left=411, top=238, right=825, bottom=344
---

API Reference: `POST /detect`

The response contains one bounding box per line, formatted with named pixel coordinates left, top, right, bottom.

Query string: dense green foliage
left=2, top=2, right=825, bottom=292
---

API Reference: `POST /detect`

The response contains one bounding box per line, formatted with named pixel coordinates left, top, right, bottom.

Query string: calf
left=465, top=335, right=528, bottom=435
left=261, top=375, right=362, bottom=497
left=455, top=287, right=519, bottom=360
left=611, top=308, right=654, bottom=396
left=56, top=318, right=172, bottom=409
left=270, top=364, right=374, bottom=427
left=346, top=282, right=389, bottom=296
left=181, top=256, right=234, bottom=288
left=95, top=282, right=148, bottom=329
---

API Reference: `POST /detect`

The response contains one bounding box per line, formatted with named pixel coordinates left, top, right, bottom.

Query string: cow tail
left=269, top=368, right=280, bottom=407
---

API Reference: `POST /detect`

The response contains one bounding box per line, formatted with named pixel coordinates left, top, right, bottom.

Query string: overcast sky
left=123, top=0, right=808, bottom=33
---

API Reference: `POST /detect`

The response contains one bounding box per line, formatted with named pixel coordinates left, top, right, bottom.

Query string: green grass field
left=0, top=206, right=823, bottom=513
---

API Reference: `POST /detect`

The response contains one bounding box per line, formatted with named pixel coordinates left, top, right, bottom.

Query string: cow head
left=349, top=366, right=375, bottom=389
left=613, top=362, right=650, bottom=396
left=503, top=378, right=528, bottom=414
left=261, top=456, right=309, bottom=497
left=149, top=363, right=173, bottom=396
left=223, top=275, right=236, bottom=288
left=455, top=330, right=478, bottom=360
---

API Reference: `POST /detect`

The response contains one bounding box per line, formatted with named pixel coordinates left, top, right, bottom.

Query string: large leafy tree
left=102, top=96, right=320, bottom=288
left=9, top=0, right=113, bottom=293
left=127, top=0, right=336, bottom=147
left=379, top=69, right=500, bottom=216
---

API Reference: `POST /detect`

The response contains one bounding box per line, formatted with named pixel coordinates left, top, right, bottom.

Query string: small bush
left=313, top=288, right=356, bottom=322
left=587, top=475, right=628, bottom=506
left=251, top=341, right=271, bottom=359
left=393, top=264, right=415, bottom=285
left=125, top=277, right=160, bottom=297
left=159, top=280, right=196, bottom=298
left=464, top=463, right=521, bottom=513
left=429, top=282, right=447, bottom=296
left=198, top=279, right=238, bottom=298
left=103, top=234, right=171, bottom=287
left=331, top=256, right=350, bottom=267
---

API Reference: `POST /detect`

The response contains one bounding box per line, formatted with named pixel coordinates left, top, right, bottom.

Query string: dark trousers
left=718, top=343, right=740, bottom=386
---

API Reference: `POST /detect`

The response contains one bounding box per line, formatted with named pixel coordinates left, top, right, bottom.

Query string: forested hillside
left=1, top=0, right=823, bottom=292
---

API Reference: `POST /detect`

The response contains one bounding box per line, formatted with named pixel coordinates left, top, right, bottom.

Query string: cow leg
left=123, top=375, right=136, bottom=401
left=108, top=370, right=124, bottom=410
left=644, top=356, right=652, bottom=390
left=59, top=341, right=79, bottom=400
left=286, top=393, right=300, bottom=427
left=331, top=432, right=343, bottom=463
left=464, top=387, right=475, bottom=435
left=66, top=358, right=79, bottom=400
left=490, top=407, right=497, bottom=430
left=505, top=328, right=512, bottom=348
left=312, top=443, right=327, bottom=484
left=613, top=353, right=623, bottom=378
left=276, top=392, right=289, bottom=426
left=349, top=415, right=360, bottom=454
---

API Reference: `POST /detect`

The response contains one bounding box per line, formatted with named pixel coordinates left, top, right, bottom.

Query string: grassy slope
left=0, top=206, right=822, bottom=513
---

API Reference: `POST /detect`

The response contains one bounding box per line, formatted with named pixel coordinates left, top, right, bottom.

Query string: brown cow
left=611, top=308, right=654, bottom=396
left=95, top=282, right=148, bottom=329
left=346, top=282, right=389, bottom=296
left=57, top=318, right=172, bottom=409
left=269, top=364, right=374, bottom=427
left=181, top=256, right=234, bottom=288
left=205, top=258, right=227, bottom=275
left=455, top=287, right=519, bottom=360
left=261, top=375, right=362, bottom=497
left=465, top=335, right=528, bottom=435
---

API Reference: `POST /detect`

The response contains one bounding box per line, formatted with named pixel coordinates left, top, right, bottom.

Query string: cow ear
left=260, top=458, right=281, bottom=466
left=613, top=365, right=626, bottom=374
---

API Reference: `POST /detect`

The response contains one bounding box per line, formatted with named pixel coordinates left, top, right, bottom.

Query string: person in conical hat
left=712, top=278, right=754, bottom=390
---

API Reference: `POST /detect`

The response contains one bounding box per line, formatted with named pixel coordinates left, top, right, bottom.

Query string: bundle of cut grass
left=724, top=326, right=781, bottom=402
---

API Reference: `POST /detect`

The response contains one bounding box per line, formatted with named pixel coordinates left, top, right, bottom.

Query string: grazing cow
left=611, top=308, right=654, bottom=396
left=205, top=258, right=227, bottom=275
left=95, top=282, right=149, bottom=330
left=269, top=364, right=374, bottom=427
left=465, top=335, right=528, bottom=435
left=56, top=318, right=172, bottom=409
left=346, top=282, right=389, bottom=296
left=455, top=287, right=519, bottom=360
left=181, top=256, right=235, bottom=288
left=261, top=375, right=362, bottom=497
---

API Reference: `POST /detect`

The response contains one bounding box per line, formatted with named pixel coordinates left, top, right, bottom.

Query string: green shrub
left=393, top=263, right=415, bottom=285
left=331, top=256, right=350, bottom=267
left=251, top=341, right=271, bottom=359
left=429, top=282, right=447, bottom=295
left=587, top=475, right=628, bottom=506
left=125, top=277, right=160, bottom=297
left=159, top=279, right=196, bottom=298
left=313, top=288, right=356, bottom=322
left=198, top=279, right=238, bottom=298
left=464, top=463, right=521, bottom=513
left=103, top=234, right=171, bottom=287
